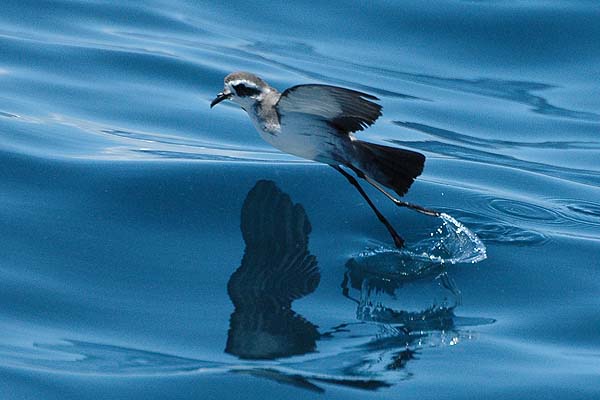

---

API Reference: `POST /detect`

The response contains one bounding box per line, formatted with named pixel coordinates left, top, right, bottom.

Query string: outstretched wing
left=276, top=84, right=382, bottom=135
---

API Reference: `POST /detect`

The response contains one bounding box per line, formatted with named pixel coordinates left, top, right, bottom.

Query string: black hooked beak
left=210, top=91, right=232, bottom=108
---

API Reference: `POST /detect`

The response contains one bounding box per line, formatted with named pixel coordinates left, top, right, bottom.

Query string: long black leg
left=347, top=165, right=441, bottom=217
left=341, top=270, right=359, bottom=304
left=333, top=165, right=405, bottom=248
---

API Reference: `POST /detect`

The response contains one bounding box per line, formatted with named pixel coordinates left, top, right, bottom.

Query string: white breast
left=251, top=111, right=346, bottom=165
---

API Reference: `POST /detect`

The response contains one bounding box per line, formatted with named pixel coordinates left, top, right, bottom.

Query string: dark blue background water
left=1, top=1, right=599, bottom=398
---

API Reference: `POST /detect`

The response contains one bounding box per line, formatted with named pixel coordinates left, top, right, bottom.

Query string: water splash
left=345, top=213, right=487, bottom=326
left=339, top=212, right=494, bottom=379
left=357, top=212, right=487, bottom=271
left=418, top=212, right=488, bottom=264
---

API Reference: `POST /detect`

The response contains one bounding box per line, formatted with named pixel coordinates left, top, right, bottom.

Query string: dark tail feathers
left=352, top=140, right=425, bottom=197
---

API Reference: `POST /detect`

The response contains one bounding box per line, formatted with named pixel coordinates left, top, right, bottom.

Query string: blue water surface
left=1, top=1, right=600, bottom=399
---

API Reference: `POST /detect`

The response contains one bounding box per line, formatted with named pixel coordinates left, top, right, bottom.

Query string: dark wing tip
left=328, top=86, right=382, bottom=133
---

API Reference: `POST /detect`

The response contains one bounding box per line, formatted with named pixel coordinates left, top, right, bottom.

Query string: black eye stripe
left=233, top=84, right=261, bottom=97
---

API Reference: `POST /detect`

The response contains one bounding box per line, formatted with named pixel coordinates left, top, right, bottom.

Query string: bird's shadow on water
left=225, top=180, right=321, bottom=360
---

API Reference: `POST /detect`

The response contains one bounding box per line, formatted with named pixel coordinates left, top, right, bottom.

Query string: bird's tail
left=351, top=140, right=425, bottom=197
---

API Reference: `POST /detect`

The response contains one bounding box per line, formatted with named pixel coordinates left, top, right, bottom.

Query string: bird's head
left=210, top=72, right=272, bottom=110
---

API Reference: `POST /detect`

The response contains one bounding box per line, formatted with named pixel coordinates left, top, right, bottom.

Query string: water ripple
left=392, top=121, right=600, bottom=187
left=440, top=194, right=600, bottom=242
left=489, top=199, right=561, bottom=223
left=396, top=75, right=600, bottom=122
left=439, top=209, right=549, bottom=246
left=395, top=121, right=600, bottom=151
left=1, top=339, right=390, bottom=391
left=239, top=39, right=600, bottom=121
left=555, top=199, right=600, bottom=228
left=0, top=111, right=19, bottom=118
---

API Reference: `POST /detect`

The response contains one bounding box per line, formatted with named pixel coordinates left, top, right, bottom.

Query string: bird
left=210, top=71, right=439, bottom=248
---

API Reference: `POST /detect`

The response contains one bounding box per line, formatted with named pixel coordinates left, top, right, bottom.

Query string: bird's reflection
left=340, top=256, right=493, bottom=376
left=224, top=179, right=492, bottom=391
left=226, top=180, right=320, bottom=360
left=342, top=258, right=460, bottom=328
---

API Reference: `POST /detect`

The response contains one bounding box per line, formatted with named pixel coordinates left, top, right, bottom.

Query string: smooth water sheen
left=1, top=1, right=600, bottom=399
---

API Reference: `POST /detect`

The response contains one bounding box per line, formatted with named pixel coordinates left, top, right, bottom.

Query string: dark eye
left=233, top=84, right=260, bottom=97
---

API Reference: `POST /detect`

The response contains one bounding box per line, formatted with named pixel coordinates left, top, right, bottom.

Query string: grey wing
left=276, top=84, right=383, bottom=135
